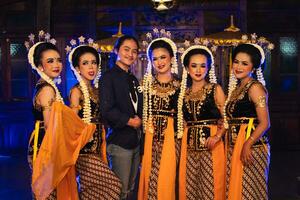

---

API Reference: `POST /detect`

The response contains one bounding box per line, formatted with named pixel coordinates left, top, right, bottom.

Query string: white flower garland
left=142, top=61, right=154, bottom=132
left=247, top=43, right=266, bottom=86
left=177, top=67, right=188, bottom=138
left=223, top=69, right=238, bottom=129
left=27, top=42, right=64, bottom=103
left=256, top=66, right=266, bottom=86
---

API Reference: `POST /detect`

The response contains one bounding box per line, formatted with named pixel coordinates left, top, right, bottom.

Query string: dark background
left=0, top=0, right=299, bottom=199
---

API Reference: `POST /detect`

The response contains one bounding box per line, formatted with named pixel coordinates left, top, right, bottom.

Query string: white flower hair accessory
left=239, top=33, right=274, bottom=86
left=65, top=36, right=102, bottom=88
left=142, top=28, right=178, bottom=75
left=180, top=38, right=218, bottom=84
left=25, top=31, right=63, bottom=103
left=66, top=36, right=102, bottom=123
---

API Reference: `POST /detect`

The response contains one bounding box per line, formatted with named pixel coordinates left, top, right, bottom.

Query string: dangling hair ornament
left=65, top=36, right=102, bottom=123
left=176, top=38, right=218, bottom=138
left=25, top=30, right=64, bottom=103
left=248, top=42, right=266, bottom=86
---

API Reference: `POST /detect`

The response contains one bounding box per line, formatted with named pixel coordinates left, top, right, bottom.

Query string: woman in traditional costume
left=26, top=31, right=95, bottom=200
left=66, top=37, right=122, bottom=199
left=178, top=43, right=226, bottom=200
left=138, top=29, right=181, bottom=200
left=224, top=43, right=272, bottom=200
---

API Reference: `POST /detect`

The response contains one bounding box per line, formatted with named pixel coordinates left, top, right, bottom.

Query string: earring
left=54, top=75, right=62, bottom=85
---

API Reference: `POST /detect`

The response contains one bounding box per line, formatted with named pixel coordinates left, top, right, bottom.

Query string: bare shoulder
left=38, top=85, right=55, bottom=98
left=249, top=82, right=268, bottom=96
left=36, top=85, right=56, bottom=106
left=70, top=86, right=82, bottom=99
left=214, top=83, right=225, bottom=96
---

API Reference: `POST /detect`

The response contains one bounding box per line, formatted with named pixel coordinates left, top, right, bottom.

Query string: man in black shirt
left=100, top=35, right=142, bottom=200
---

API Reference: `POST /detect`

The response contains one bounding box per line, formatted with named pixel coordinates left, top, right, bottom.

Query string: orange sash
left=101, top=126, right=108, bottom=164
left=227, top=124, right=248, bottom=200
left=211, top=126, right=225, bottom=200
left=178, top=127, right=188, bottom=200
left=31, top=102, right=96, bottom=200
left=138, top=117, right=176, bottom=200
left=138, top=121, right=154, bottom=200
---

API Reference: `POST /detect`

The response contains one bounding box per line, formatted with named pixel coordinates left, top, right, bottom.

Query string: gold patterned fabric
left=225, top=80, right=267, bottom=119
left=183, top=84, right=221, bottom=151
left=227, top=118, right=269, bottom=147
left=151, top=78, right=180, bottom=139
left=76, top=154, right=122, bottom=200
left=186, top=120, right=218, bottom=151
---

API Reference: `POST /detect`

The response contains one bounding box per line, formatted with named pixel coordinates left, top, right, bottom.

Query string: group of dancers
left=26, top=29, right=271, bottom=200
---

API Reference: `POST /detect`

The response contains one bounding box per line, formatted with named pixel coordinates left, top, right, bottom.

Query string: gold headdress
left=65, top=36, right=101, bottom=123
left=25, top=30, right=64, bottom=103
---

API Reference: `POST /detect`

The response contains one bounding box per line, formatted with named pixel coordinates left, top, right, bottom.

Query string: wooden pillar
left=198, top=10, right=204, bottom=36
left=132, top=10, right=136, bottom=36
left=1, top=38, right=11, bottom=101
left=88, top=0, right=97, bottom=38
left=58, top=38, right=67, bottom=97
left=239, top=0, right=247, bottom=32
left=36, top=0, right=51, bottom=32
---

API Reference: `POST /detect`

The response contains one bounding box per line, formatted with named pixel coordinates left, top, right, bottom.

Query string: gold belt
left=228, top=117, right=268, bottom=146
left=187, top=119, right=218, bottom=127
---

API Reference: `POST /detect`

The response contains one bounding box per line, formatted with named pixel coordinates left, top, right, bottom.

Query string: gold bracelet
left=70, top=104, right=82, bottom=109
left=41, top=105, right=51, bottom=111
left=255, top=95, right=267, bottom=108
left=41, top=98, right=54, bottom=111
